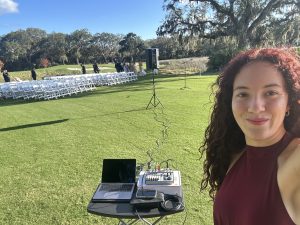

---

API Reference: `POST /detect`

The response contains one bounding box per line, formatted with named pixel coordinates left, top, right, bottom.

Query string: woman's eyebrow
left=264, top=83, right=282, bottom=88
left=233, top=83, right=282, bottom=91
left=233, top=86, right=248, bottom=91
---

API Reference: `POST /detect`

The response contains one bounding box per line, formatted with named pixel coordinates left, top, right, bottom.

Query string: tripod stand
left=146, top=71, right=163, bottom=109
left=180, top=61, right=190, bottom=90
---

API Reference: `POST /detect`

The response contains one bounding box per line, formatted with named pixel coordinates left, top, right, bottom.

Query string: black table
left=87, top=194, right=185, bottom=225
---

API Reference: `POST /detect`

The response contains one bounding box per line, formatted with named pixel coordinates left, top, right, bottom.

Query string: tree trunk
left=237, top=29, right=250, bottom=49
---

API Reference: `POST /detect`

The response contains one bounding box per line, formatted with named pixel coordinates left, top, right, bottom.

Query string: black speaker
left=146, top=48, right=159, bottom=70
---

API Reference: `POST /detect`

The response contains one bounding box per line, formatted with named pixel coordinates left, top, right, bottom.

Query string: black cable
left=181, top=202, right=188, bottom=225
left=135, top=208, right=151, bottom=225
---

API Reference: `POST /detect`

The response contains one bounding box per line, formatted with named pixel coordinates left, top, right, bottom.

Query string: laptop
left=92, top=159, right=136, bottom=202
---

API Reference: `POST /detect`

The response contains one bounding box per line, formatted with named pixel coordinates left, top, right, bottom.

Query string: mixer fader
left=144, top=171, right=174, bottom=185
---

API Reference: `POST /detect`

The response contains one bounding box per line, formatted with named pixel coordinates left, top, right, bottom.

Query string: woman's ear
left=285, top=104, right=291, bottom=116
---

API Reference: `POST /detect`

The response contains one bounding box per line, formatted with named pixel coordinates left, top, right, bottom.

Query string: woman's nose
left=247, top=96, right=265, bottom=113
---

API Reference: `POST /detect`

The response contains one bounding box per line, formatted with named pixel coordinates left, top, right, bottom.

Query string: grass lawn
left=0, top=73, right=216, bottom=225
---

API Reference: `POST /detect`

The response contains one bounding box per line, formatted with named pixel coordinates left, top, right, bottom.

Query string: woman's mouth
left=247, top=118, right=269, bottom=125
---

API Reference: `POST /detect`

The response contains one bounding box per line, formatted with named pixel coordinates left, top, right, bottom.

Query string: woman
left=2, top=69, right=10, bottom=82
left=81, top=64, right=86, bottom=74
left=200, top=48, right=300, bottom=225
left=31, top=67, right=37, bottom=80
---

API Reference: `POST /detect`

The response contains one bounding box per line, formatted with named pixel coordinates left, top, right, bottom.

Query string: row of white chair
left=44, top=72, right=138, bottom=86
left=0, top=72, right=138, bottom=100
left=0, top=78, right=95, bottom=100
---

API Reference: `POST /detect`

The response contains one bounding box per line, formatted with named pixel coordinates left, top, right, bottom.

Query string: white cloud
left=0, top=0, right=19, bottom=15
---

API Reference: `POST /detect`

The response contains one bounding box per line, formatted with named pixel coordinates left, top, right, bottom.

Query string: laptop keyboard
left=99, top=184, right=133, bottom=192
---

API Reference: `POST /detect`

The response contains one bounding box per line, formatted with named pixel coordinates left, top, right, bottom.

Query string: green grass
left=0, top=74, right=216, bottom=225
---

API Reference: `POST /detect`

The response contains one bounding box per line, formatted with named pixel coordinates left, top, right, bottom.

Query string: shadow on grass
left=72, top=107, right=148, bottom=120
left=0, top=119, right=69, bottom=132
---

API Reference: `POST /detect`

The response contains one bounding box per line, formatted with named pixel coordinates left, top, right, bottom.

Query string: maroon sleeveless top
left=213, top=133, right=295, bottom=225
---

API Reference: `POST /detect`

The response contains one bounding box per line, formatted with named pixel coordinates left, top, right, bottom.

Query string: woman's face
left=232, top=61, right=289, bottom=146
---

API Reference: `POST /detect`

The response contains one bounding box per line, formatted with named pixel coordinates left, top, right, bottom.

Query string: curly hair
left=200, top=48, right=300, bottom=199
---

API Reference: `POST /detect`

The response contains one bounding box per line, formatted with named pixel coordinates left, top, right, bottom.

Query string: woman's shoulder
left=285, top=137, right=300, bottom=158
left=279, top=137, right=300, bottom=174
left=279, top=138, right=300, bottom=225
left=289, top=138, right=300, bottom=164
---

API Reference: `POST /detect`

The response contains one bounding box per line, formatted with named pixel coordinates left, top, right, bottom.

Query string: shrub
left=208, top=50, right=235, bottom=71
left=39, top=58, right=50, bottom=68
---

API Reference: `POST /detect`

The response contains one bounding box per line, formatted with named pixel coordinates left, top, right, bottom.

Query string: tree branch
left=248, top=0, right=282, bottom=33
left=196, top=0, right=237, bottom=25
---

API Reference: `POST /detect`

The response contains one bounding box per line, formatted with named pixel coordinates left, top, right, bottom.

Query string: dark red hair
left=200, top=48, right=300, bottom=199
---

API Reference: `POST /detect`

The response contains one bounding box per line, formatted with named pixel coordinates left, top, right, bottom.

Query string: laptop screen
left=101, top=159, right=136, bottom=183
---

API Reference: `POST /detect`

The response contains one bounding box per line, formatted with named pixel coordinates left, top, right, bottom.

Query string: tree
left=270, top=15, right=300, bottom=46
left=147, top=37, right=177, bottom=59
left=66, top=29, right=92, bottom=64
left=38, top=32, right=67, bottom=65
left=25, top=28, right=47, bottom=64
left=157, top=0, right=300, bottom=49
left=118, top=33, right=146, bottom=63
left=147, top=35, right=198, bottom=59
left=0, top=28, right=47, bottom=69
left=89, top=32, right=122, bottom=63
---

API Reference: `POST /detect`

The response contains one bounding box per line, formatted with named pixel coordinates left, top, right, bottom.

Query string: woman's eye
left=266, top=91, right=278, bottom=96
left=236, top=93, right=248, bottom=98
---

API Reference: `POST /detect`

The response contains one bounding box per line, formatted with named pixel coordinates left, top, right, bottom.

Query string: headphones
left=160, top=194, right=183, bottom=212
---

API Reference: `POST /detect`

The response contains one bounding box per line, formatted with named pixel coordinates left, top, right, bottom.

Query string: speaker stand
left=146, top=73, right=163, bottom=109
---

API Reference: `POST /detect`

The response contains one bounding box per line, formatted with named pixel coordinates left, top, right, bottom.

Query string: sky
left=0, top=0, right=167, bottom=40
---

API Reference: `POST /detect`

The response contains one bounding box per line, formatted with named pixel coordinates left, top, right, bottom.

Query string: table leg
left=118, top=216, right=164, bottom=225
left=118, top=218, right=139, bottom=225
